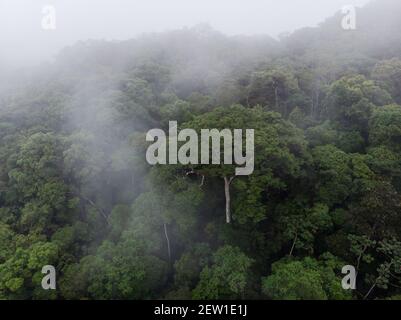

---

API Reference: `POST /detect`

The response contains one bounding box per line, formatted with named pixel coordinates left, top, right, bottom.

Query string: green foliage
left=2, top=1, right=401, bottom=300
left=324, top=75, right=392, bottom=135
left=192, top=246, right=254, bottom=299
left=59, top=240, right=167, bottom=299
left=174, top=243, right=211, bottom=289
left=246, top=67, right=301, bottom=114
left=372, top=58, right=401, bottom=104
left=262, top=255, right=351, bottom=300
left=312, top=145, right=352, bottom=206
left=369, top=104, right=401, bottom=151
left=278, top=202, right=332, bottom=254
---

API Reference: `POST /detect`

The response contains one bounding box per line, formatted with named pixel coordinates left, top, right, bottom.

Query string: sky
left=0, top=0, right=371, bottom=67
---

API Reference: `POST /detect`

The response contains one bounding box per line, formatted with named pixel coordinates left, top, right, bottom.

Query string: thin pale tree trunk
left=224, top=176, right=234, bottom=223
left=364, top=282, right=376, bottom=300
left=164, top=223, right=171, bottom=262
left=289, top=232, right=298, bottom=257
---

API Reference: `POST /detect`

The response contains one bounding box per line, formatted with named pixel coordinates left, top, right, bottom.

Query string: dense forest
left=1, top=0, right=401, bottom=300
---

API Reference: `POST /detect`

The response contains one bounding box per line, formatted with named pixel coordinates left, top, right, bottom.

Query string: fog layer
left=1, top=0, right=369, bottom=67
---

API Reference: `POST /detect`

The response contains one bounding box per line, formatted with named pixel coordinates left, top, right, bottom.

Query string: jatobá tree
left=159, top=104, right=309, bottom=224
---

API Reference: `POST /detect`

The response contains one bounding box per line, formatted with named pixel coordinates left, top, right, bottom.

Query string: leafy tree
left=369, top=104, right=401, bottom=152
left=372, top=58, right=401, bottom=104
left=324, top=75, right=392, bottom=137
left=192, top=246, right=254, bottom=299
left=262, top=255, right=351, bottom=300
left=278, top=202, right=332, bottom=255
left=177, top=105, right=309, bottom=224
left=246, top=67, right=301, bottom=115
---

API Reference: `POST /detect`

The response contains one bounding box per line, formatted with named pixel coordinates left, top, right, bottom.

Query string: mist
left=1, top=0, right=401, bottom=302
left=1, top=0, right=370, bottom=68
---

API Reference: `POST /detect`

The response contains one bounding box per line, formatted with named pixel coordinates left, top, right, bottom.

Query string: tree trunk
left=224, top=176, right=234, bottom=223
left=289, top=232, right=298, bottom=257
left=364, top=282, right=376, bottom=300
left=80, top=194, right=109, bottom=225
left=164, top=223, right=171, bottom=262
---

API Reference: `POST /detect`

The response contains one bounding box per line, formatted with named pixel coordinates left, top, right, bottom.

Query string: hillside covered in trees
left=1, top=0, right=401, bottom=300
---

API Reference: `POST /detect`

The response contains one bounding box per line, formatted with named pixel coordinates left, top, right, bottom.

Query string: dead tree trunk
left=224, top=176, right=235, bottom=223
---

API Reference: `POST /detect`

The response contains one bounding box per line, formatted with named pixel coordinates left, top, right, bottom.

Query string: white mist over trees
left=1, top=0, right=369, bottom=67
left=1, top=0, right=401, bottom=300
